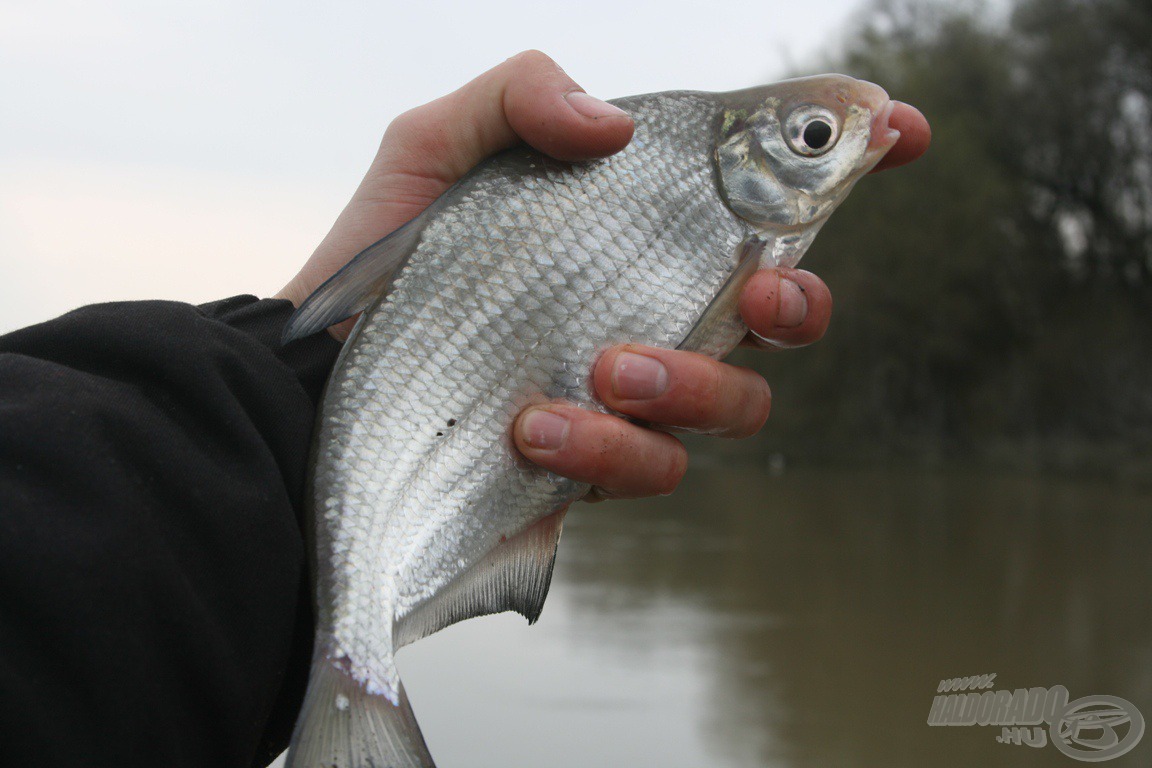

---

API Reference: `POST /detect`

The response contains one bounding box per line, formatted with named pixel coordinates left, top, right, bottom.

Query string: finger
left=592, top=345, right=771, bottom=438
left=513, top=404, right=687, bottom=499
left=371, top=50, right=634, bottom=221
left=869, top=101, right=930, bottom=173
left=278, top=50, right=636, bottom=313
left=738, top=268, right=832, bottom=349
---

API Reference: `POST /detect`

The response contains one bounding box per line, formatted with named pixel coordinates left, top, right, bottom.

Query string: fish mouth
left=866, top=99, right=901, bottom=159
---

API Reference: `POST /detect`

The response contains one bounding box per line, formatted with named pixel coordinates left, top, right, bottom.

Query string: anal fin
left=396, top=508, right=568, bottom=649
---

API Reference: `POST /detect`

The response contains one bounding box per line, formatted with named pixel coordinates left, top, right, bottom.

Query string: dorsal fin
left=281, top=215, right=427, bottom=344
left=394, top=508, right=568, bottom=649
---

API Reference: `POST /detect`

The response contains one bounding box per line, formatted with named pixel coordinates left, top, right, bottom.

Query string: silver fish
left=283, top=74, right=898, bottom=767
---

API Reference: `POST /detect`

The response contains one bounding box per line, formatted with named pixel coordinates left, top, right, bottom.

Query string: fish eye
left=785, top=107, right=840, bottom=157
left=804, top=121, right=833, bottom=149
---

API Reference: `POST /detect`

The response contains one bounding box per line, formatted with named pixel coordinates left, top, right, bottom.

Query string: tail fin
left=286, top=651, right=435, bottom=768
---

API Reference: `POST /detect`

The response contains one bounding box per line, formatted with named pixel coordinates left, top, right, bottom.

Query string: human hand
left=276, top=50, right=931, bottom=502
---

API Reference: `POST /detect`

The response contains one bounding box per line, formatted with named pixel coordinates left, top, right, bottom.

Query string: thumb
left=278, top=50, right=633, bottom=310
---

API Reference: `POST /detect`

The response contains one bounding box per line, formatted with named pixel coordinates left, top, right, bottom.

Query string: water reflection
left=299, top=466, right=1152, bottom=767
left=616, top=466, right=1152, bottom=767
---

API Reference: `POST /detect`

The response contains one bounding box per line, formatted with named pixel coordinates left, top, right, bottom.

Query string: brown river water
left=275, top=464, right=1152, bottom=767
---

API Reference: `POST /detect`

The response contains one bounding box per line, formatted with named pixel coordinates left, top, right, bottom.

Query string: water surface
left=280, top=465, right=1152, bottom=766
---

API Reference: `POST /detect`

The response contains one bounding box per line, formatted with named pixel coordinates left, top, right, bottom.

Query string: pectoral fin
left=677, top=235, right=765, bottom=357
left=395, top=508, right=567, bottom=648
left=282, top=215, right=427, bottom=344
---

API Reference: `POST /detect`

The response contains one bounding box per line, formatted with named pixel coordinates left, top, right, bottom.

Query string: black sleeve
left=0, top=296, right=341, bottom=768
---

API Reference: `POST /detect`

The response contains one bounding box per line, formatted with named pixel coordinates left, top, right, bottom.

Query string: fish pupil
left=804, top=120, right=833, bottom=150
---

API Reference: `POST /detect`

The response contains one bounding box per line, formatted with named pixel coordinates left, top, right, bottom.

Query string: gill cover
left=715, top=75, right=892, bottom=236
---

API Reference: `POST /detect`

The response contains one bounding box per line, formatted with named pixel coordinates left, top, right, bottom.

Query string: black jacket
left=0, top=296, right=340, bottom=767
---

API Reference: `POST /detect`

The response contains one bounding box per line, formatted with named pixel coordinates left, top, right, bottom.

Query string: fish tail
left=286, top=650, right=435, bottom=768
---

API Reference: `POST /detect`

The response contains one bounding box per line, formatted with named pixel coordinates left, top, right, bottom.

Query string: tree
left=733, top=0, right=1152, bottom=468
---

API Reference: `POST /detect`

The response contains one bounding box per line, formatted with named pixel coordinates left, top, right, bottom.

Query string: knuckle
left=383, top=106, right=432, bottom=148
left=698, top=359, right=726, bottom=404
left=379, top=108, right=459, bottom=182
left=589, top=423, right=685, bottom=499
left=385, top=106, right=421, bottom=135
left=657, top=439, right=688, bottom=495
left=756, top=379, right=774, bottom=423
left=581, top=416, right=628, bottom=476
left=506, top=49, right=558, bottom=74
left=677, top=356, right=723, bottom=407
left=679, top=359, right=725, bottom=424
left=733, top=378, right=773, bottom=437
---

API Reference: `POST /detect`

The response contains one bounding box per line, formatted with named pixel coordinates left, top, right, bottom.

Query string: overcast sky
left=0, top=0, right=871, bottom=333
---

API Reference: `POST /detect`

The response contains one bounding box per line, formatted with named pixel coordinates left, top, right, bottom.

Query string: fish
left=281, top=74, right=900, bottom=767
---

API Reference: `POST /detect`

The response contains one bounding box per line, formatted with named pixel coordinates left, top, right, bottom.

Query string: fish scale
left=317, top=92, right=744, bottom=694
left=284, top=74, right=896, bottom=767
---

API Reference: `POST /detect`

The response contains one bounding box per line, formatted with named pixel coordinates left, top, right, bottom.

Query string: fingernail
left=778, top=278, right=808, bottom=328
left=749, top=328, right=804, bottom=350
left=612, top=351, right=669, bottom=400
left=520, top=409, right=569, bottom=451
left=565, top=91, right=629, bottom=120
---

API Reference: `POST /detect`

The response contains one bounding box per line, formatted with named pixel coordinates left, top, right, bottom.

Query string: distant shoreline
left=684, top=434, right=1152, bottom=487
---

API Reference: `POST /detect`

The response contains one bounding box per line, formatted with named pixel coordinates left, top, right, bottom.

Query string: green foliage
left=740, top=0, right=1152, bottom=471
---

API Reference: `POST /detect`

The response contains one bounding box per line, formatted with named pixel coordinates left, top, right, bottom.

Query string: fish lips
left=866, top=99, right=901, bottom=161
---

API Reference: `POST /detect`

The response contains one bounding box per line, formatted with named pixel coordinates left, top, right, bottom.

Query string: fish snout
left=868, top=99, right=900, bottom=151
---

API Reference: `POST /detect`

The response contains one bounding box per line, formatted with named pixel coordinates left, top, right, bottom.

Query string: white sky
left=2, top=4, right=865, bottom=764
left=0, top=0, right=869, bottom=333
